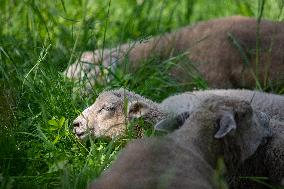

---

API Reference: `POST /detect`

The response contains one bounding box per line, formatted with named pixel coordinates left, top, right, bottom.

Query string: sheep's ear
left=127, top=101, right=150, bottom=119
left=214, top=112, right=236, bottom=139
left=238, top=111, right=272, bottom=162
left=215, top=110, right=272, bottom=162
left=155, top=112, right=190, bottom=133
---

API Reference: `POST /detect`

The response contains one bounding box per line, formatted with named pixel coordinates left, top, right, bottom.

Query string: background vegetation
left=0, top=0, right=283, bottom=188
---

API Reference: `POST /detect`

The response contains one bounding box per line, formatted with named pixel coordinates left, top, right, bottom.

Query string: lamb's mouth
left=75, top=132, right=87, bottom=139
left=75, top=129, right=94, bottom=140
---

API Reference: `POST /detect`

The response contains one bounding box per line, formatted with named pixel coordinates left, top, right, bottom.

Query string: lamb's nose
left=73, top=120, right=81, bottom=128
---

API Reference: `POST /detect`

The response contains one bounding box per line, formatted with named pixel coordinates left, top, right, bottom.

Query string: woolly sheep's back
left=161, top=89, right=284, bottom=119
left=200, top=89, right=284, bottom=119
left=160, top=92, right=203, bottom=115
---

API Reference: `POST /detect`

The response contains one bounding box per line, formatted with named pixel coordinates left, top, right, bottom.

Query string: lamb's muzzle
left=73, top=119, right=87, bottom=139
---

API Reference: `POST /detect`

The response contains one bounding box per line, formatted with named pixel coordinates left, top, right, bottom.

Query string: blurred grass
left=0, top=0, right=284, bottom=188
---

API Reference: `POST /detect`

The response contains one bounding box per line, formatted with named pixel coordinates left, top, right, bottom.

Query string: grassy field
left=0, top=0, right=284, bottom=188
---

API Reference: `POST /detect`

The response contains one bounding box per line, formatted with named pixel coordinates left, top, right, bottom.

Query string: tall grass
left=0, top=0, right=283, bottom=188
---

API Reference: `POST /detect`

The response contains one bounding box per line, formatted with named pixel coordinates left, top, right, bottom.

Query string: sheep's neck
left=144, top=105, right=169, bottom=124
left=172, top=122, right=223, bottom=169
left=169, top=131, right=217, bottom=174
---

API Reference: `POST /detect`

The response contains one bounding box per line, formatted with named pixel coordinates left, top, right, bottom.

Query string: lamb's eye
left=103, top=106, right=116, bottom=111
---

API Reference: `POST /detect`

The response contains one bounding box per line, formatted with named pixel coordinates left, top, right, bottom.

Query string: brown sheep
left=65, top=16, right=284, bottom=91
left=90, top=96, right=272, bottom=189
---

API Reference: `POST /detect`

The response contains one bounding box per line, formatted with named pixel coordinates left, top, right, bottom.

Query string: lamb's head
left=73, top=88, right=167, bottom=139
left=157, top=96, right=272, bottom=164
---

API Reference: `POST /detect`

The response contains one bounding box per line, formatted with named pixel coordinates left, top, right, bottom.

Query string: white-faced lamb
left=73, top=88, right=284, bottom=139
left=90, top=96, right=273, bottom=189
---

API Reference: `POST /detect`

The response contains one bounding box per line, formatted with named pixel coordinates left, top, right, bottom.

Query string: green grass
left=0, top=0, right=284, bottom=188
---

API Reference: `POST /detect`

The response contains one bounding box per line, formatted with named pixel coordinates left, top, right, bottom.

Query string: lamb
left=65, top=16, right=284, bottom=91
left=89, top=96, right=273, bottom=189
left=72, top=88, right=284, bottom=139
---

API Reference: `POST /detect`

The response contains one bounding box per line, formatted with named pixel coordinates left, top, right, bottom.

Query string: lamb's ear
left=127, top=101, right=150, bottom=119
left=155, top=112, right=190, bottom=133
left=214, top=112, right=236, bottom=139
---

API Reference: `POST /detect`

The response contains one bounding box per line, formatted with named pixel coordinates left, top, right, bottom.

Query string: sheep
left=72, top=88, right=284, bottom=139
left=89, top=96, right=273, bottom=189
left=64, top=16, right=284, bottom=92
